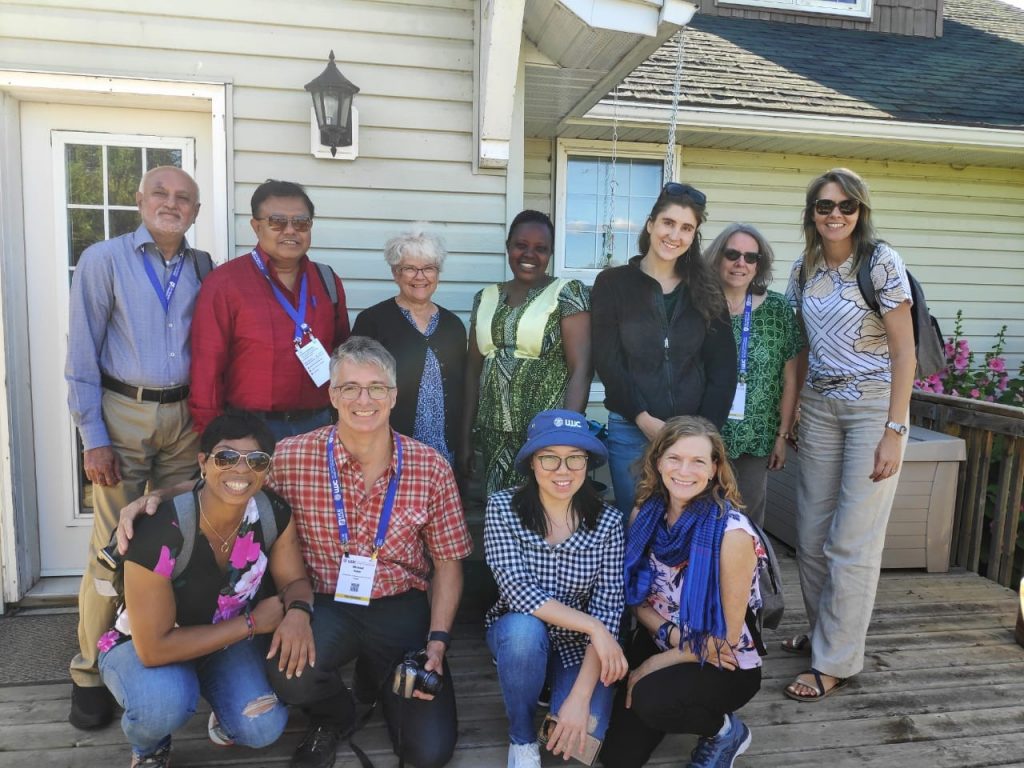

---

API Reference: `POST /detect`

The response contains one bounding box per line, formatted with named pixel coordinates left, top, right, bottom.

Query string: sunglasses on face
left=331, top=384, right=395, bottom=401
left=210, top=449, right=272, bottom=473
left=723, top=248, right=760, bottom=265
left=535, top=454, right=588, bottom=472
left=661, top=182, right=707, bottom=206
left=396, top=265, right=439, bottom=278
left=814, top=198, right=860, bottom=216
left=255, top=215, right=313, bottom=233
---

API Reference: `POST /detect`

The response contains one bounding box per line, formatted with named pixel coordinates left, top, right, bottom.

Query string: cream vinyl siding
left=525, top=137, right=554, bottom=214
left=0, top=0, right=507, bottom=318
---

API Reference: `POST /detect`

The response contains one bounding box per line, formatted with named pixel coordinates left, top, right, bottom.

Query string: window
left=555, top=141, right=668, bottom=283
left=722, top=0, right=872, bottom=19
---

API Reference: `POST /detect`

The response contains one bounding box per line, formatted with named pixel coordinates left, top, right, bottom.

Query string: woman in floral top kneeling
left=98, top=411, right=314, bottom=768
left=602, top=417, right=766, bottom=768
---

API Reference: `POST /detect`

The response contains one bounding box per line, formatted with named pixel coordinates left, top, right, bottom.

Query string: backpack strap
left=170, top=491, right=198, bottom=581
left=856, top=250, right=881, bottom=314
left=253, top=491, right=279, bottom=551
left=745, top=605, right=767, bottom=657
left=313, top=261, right=339, bottom=306
left=190, top=249, right=215, bottom=283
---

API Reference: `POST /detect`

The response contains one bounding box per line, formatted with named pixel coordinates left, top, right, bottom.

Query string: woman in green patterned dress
left=459, top=210, right=592, bottom=495
left=705, top=223, right=803, bottom=527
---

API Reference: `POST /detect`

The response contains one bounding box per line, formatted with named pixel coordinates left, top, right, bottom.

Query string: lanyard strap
left=738, top=293, right=753, bottom=382
left=142, top=247, right=188, bottom=314
left=327, top=428, right=404, bottom=556
left=250, top=250, right=311, bottom=346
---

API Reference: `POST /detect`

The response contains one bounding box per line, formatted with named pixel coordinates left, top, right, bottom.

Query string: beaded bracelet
left=243, top=608, right=255, bottom=641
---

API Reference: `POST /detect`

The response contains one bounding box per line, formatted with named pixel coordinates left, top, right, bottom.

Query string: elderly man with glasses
left=189, top=179, right=350, bottom=441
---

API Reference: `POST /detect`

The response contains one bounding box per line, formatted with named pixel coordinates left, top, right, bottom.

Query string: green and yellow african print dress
left=471, top=278, right=590, bottom=494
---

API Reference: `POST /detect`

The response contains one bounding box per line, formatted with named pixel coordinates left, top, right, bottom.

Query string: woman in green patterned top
left=460, top=211, right=592, bottom=495
left=705, top=223, right=803, bottom=526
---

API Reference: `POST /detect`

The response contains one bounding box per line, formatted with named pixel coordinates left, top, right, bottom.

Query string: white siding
left=0, top=0, right=508, bottom=318
left=524, top=137, right=553, bottom=214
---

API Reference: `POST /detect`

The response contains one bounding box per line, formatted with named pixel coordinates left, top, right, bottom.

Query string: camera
left=97, top=533, right=123, bottom=571
left=391, top=650, right=443, bottom=698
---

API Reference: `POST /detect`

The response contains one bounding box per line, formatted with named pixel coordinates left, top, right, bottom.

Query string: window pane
left=630, top=161, right=662, bottom=196
left=107, top=146, right=143, bottom=206
left=147, top=148, right=183, bottom=169
left=565, top=232, right=597, bottom=269
left=109, top=209, right=141, bottom=239
left=567, top=157, right=599, bottom=195
left=565, top=194, right=598, bottom=233
left=65, top=144, right=103, bottom=205
left=68, top=208, right=105, bottom=266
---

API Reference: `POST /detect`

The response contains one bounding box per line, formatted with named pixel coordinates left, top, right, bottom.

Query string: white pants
left=795, top=387, right=907, bottom=679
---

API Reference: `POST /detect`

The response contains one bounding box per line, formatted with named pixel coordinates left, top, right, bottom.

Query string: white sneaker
left=207, top=712, right=234, bottom=747
left=507, top=742, right=541, bottom=768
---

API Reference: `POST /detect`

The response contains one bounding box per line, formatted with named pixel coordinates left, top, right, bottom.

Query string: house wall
left=537, top=143, right=1024, bottom=370
left=0, top=0, right=508, bottom=319
left=697, top=0, right=943, bottom=37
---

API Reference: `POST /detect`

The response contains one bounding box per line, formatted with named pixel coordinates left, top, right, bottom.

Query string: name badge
left=728, top=382, right=747, bottom=421
left=296, top=337, right=331, bottom=387
left=334, top=554, right=377, bottom=605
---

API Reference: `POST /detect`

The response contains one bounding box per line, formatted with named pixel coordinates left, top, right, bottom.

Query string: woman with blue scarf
left=601, top=417, right=765, bottom=768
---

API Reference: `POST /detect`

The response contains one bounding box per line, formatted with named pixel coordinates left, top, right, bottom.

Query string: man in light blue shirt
left=65, top=166, right=212, bottom=730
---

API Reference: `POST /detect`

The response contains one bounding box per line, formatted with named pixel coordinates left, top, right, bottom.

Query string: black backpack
left=856, top=255, right=945, bottom=378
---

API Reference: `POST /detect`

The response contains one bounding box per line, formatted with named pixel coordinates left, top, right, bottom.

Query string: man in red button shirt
left=189, top=180, right=350, bottom=440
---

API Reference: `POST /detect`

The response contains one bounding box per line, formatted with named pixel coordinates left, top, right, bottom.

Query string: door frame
left=0, top=70, right=231, bottom=606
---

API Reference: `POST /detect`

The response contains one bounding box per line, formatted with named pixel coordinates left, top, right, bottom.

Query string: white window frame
left=721, top=0, right=872, bottom=20
left=554, top=138, right=677, bottom=285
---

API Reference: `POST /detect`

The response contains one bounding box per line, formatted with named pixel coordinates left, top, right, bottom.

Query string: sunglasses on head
left=723, top=248, right=760, bottom=265
left=661, top=182, right=707, bottom=206
left=256, top=214, right=313, bottom=233
left=814, top=198, right=860, bottom=216
left=210, top=448, right=272, bottom=473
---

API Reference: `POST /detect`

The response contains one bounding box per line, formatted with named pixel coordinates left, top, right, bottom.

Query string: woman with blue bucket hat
left=484, top=409, right=626, bottom=768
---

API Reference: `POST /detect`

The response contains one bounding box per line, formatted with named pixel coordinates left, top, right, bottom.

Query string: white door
left=20, top=103, right=213, bottom=574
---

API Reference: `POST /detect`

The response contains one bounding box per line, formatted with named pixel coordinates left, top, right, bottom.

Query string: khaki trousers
left=70, top=390, right=199, bottom=688
left=795, top=387, right=908, bottom=679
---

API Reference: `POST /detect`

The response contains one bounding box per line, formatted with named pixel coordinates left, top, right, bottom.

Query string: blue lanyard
left=738, top=293, right=753, bottom=383
left=326, top=428, right=403, bottom=556
left=142, top=247, right=188, bottom=314
left=250, top=250, right=311, bottom=347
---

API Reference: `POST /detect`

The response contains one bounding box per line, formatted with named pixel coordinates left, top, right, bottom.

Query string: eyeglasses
left=210, top=449, right=272, bottom=473
left=723, top=248, right=760, bottom=265
left=661, top=183, right=707, bottom=206
left=331, top=384, right=396, bottom=401
left=396, top=265, right=439, bottom=278
left=255, top=215, right=313, bottom=233
left=535, top=454, right=588, bottom=472
left=814, top=198, right=860, bottom=216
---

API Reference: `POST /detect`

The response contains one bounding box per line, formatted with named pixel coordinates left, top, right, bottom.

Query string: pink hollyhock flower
left=957, top=339, right=969, bottom=351
left=951, top=389, right=960, bottom=397
left=988, top=358, right=1006, bottom=373
left=954, top=354, right=970, bottom=372
left=970, top=388, right=980, bottom=399
left=153, top=545, right=176, bottom=579
left=944, top=341, right=954, bottom=356
left=229, top=531, right=261, bottom=570
left=212, top=593, right=246, bottom=623
left=986, top=395, right=995, bottom=402
left=96, top=629, right=119, bottom=653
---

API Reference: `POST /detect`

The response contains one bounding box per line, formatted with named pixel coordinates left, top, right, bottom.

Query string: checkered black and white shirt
left=484, top=488, right=625, bottom=668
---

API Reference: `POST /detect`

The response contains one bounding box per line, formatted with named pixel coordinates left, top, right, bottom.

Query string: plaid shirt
left=484, top=488, right=625, bottom=668
left=268, top=426, right=472, bottom=597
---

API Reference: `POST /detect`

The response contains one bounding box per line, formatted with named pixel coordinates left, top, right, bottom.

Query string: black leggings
left=600, top=630, right=761, bottom=768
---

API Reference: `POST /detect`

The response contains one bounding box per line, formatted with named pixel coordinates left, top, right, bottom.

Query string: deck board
left=2, top=553, right=1022, bottom=767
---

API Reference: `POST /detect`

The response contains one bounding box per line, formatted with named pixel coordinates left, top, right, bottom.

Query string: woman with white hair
left=353, top=224, right=466, bottom=464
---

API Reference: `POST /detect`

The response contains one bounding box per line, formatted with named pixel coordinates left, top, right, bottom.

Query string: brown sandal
left=784, top=669, right=849, bottom=703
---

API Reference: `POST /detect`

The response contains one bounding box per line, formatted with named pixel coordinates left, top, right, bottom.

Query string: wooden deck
left=3, top=552, right=1023, bottom=768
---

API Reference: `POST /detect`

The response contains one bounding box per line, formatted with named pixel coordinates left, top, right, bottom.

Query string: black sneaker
left=69, top=682, right=115, bottom=730
left=130, top=743, right=171, bottom=767
left=290, top=724, right=340, bottom=768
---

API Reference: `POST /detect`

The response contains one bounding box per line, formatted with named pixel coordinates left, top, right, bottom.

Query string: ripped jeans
left=99, top=636, right=288, bottom=759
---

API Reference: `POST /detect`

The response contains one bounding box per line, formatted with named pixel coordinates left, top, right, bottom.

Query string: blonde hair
left=633, top=416, right=743, bottom=512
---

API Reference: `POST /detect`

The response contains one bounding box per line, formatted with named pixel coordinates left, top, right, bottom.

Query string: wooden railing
left=910, top=391, right=1024, bottom=588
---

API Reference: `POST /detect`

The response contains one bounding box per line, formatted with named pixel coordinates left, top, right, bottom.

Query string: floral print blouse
left=97, top=489, right=291, bottom=653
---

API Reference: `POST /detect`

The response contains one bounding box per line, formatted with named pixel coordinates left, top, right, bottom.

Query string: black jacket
left=352, top=298, right=467, bottom=449
left=590, top=256, right=737, bottom=427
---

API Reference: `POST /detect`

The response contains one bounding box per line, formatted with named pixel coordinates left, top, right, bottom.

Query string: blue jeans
left=487, top=613, right=616, bottom=745
left=99, top=637, right=287, bottom=759
left=260, top=407, right=333, bottom=442
left=606, top=412, right=649, bottom=518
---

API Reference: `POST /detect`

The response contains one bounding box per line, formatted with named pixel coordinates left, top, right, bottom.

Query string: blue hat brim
left=513, top=429, right=608, bottom=475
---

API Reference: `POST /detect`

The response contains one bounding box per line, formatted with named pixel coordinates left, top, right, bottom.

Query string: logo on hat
left=553, top=417, right=564, bottom=427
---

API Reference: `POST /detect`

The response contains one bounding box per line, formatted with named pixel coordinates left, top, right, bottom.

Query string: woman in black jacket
left=352, top=225, right=466, bottom=465
left=591, top=183, right=737, bottom=517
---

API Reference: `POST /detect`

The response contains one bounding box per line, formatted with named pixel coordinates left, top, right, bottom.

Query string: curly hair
left=704, top=223, right=775, bottom=297
left=633, top=416, right=743, bottom=513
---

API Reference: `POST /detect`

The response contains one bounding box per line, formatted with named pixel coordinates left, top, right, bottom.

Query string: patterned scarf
left=623, top=493, right=729, bottom=663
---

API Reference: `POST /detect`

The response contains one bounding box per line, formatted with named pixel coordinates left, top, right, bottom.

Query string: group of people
left=65, top=163, right=915, bottom=768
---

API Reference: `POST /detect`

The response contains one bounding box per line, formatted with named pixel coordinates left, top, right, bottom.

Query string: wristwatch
left=885, top=421, right=909, bottom=436
left=428, top=630, right=452, bottom=649
left=287, top=600, right=314, bottom=620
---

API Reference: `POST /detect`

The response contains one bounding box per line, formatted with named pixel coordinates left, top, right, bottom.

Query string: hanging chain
left=664, top=30, right=685, bottom=184
left=602, top=87, right=620, bottom=266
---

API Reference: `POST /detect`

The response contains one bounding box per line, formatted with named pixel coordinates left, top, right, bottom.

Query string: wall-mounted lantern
left=304, top=50, right=360, bottom=159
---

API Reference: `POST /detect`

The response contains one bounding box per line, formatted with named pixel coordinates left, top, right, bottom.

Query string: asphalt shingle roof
left=615, top=0, right=1024, bottom=129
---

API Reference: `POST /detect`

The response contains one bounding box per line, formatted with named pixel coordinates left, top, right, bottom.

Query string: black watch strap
left=428, top=630, right=452, bottom=648
left=287, top=600, right=314, bottom=620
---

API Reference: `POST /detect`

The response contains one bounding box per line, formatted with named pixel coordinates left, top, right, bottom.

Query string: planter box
left=765, top=425, right=966, bottom=572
